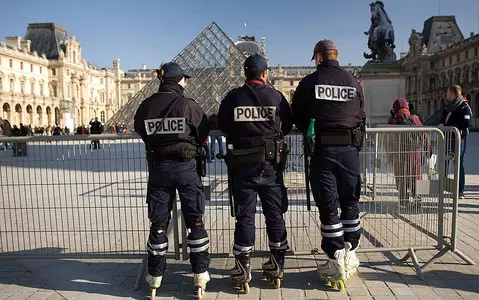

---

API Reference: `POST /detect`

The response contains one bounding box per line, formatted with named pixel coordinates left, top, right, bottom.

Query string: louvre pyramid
left=106, top=22, right=247, bottom=130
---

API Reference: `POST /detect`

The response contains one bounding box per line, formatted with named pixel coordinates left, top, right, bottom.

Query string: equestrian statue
left=364, top=1, right=397, bottom=61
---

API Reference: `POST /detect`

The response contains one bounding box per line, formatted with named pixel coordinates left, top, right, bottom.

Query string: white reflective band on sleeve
left=148, top=242, right=168, bottom=250
left=341, top=219, right=360, bottom=225
left=321, top=231, right=344, bottom=238
left=147, top=249, right=167, bottom=256
left=343, top=225, right=361, bottom=233
left=465, top=115, right=471, bottom=120
left=269, top=240, right=288, bottom=248
left=187, top=237, right=209, bottom=245
left=320, top=223, right=343, bottom=230
left=189, top=244, right=209, bottom=253
left=233, top=244, right=253, bottom=252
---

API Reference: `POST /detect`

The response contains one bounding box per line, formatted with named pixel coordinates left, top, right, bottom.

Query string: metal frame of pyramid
left=106, top=22, right=247, bottom=130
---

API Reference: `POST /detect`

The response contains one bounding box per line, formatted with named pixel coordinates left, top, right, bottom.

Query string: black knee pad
left=151, top=220, right=168, bottom=232
left=185, top=217, right=204, bottom=229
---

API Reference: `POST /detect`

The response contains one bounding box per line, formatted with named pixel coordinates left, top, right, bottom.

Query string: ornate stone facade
left=0, top=23, right=123, bottom=129
left=403, top=16, right=479, bottom=128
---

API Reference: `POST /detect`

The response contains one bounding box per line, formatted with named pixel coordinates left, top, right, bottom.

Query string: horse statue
left=363, top=1, right=396, bottom=61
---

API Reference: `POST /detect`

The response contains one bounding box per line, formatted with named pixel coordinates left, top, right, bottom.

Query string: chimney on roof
left=5, top=36, right=21, bottom=49
left=20, top=39, right=31, bottom=52
left=142, top=64, right=146, bottom=70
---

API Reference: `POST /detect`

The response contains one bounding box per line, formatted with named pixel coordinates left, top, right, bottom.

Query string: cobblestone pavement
left=1, top=133, right=479, bottom=299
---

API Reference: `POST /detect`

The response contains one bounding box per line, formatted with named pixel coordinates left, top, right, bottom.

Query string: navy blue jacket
left=291, top=60, right=365, bottom=133
left=218, top=80, right=292, bottom=149
left=134, top=81, right=209, bottom=159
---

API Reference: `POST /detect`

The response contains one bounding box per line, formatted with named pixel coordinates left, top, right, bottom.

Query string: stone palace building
left=0, top=23, right=124, bottom=129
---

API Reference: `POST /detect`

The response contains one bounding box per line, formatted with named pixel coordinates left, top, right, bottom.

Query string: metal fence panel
left=0, top=128, right=474, bottom=280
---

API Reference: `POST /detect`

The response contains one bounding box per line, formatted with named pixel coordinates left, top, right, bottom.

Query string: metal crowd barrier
left=0, top=127, right=474, bottom=284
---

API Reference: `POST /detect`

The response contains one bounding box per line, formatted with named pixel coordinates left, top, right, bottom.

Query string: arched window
left=54, top=107, right=60, bottom=126
left=15, top=104, right=22, bottom=125
left=2, top=103, right=11, bottom=122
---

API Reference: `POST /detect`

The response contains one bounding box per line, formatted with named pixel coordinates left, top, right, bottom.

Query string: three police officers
left=218, top=54, right=292, bottom=291
left=292, top=40, right=365, bottom=289
left=134, top=62, right=211, bottom=297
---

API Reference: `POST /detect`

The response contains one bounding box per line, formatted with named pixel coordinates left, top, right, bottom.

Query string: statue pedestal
left=358, top=61, right=405, bottom=126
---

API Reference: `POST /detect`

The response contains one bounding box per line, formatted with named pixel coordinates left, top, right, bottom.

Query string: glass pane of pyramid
left=106, top=22, right=246, bottom=130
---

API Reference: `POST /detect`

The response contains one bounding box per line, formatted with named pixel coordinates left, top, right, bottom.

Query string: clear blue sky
left=1, top=0, right=479, bottom=71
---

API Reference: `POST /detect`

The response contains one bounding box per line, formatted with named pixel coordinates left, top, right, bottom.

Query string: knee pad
left=185, top=217, right=204, bottom=229
left=151, top=220, right=168, bottom=233
left=148, top=221, right=168, bottom=257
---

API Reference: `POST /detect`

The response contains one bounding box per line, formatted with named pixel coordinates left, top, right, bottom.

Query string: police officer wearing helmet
left=133, top=62, right=211, bottom=295
left=291, top=40, right=365, bottom=288
left=218, top=53, right=292, bottom=291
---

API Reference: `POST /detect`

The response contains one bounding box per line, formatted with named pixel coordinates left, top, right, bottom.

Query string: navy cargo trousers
left=231, top=162, right=289, bottom=255
left=147, top=159, right=210, bottom=276
left=310, top=146, right=361, bottom=258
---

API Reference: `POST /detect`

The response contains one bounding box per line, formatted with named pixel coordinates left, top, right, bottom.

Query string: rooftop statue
left=363, top=1, right=397, bottom=61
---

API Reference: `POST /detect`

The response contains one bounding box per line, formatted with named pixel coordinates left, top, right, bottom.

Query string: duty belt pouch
left=275, top=139, right=288, bottom=172
left=227, top=146, right=265, bottom=168
left=264, top=140, right=275, bottom=160
left=318, top=130, right=352, bottom=146
left=351, top=127, right=365, bottom=150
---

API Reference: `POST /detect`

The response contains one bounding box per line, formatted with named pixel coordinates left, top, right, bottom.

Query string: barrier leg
left=182, top=211, right=189, bottom=261
left=134, top=256, right=148, bottom=291
left=407, top=248, right=424, bottom=281
left=172, top=195, right=180, bottom=261
left=452, top=249, right=476, bottom=266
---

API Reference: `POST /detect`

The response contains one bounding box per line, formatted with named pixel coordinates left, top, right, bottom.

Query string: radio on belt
left=234, top=106, right=276, bottom=122
left=315, top=84, right=357, bottom=102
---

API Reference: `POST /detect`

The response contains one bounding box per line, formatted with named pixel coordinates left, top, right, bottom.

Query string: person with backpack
left=388, top=98, right=428, bottom=206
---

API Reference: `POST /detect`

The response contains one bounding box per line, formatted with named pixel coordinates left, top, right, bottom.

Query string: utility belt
left=316, top=127, right=365, bottom=149
left=146, top=145, right=207, bottom=177
left=226, top=139, right=288, bottom=171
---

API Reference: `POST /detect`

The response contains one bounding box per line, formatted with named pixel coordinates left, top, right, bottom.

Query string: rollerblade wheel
left=197, top=287, right=204, bottom=299
left=273, top=278, right=281, bottom=289
left=336, top=280, right=345, bottom=292
left=149, top=288, right=156, bottom=299
left=243, top=282, right=249, bottom=294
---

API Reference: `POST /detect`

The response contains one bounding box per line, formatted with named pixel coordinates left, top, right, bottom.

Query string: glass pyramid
left=106, top=22, right=247, bottom=130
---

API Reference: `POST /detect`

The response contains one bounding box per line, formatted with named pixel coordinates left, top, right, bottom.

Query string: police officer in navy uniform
left=291, top=40, right=365, bottom=288
left=218, top=54, right=292, bottom=291
left=134, top=62, right=211, bottom=296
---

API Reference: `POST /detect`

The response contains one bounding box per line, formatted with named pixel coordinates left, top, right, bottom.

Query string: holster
left=196, top=147, right=207, bottom=177
left=275, top=139, right=288, bottom=172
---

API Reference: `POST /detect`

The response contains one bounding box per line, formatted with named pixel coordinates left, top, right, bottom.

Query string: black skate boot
left=262, top=249, right=285, bottom=289
left=230, top=253, right=252, bottom=294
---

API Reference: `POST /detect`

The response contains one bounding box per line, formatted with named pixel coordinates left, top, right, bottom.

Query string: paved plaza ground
left=0, top=133, right=479, bottom=299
